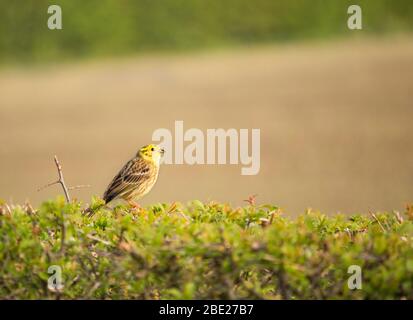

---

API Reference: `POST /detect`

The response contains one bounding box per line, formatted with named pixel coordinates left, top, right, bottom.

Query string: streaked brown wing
left=103, top=158, right=150, bottom=203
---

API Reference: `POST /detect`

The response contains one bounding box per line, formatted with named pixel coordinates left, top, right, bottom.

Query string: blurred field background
left=0, top=0, right=413, bottom=214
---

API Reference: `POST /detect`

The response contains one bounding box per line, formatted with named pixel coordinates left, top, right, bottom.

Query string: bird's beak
left=160, top=148, right=165, bottom=155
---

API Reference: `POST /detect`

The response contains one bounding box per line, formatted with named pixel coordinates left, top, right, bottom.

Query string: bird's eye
left=151, top=147, right=154, bottom=151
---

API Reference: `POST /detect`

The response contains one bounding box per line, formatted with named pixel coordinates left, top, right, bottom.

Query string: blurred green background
left=1, top=0, right=413, bottom=64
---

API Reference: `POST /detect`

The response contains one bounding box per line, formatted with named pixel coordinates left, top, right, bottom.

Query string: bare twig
left=86, top=234, right=112, bottom=246
left=4, top=203, right=11, bottom=215
left=38, top=155, right=71, bottom=203
left=87, top=281, right=101, bottom=298
left=24, top=201, right=36, bottom=216
left=370, top=212, right=386, bottom=233
left=393, top=210, right=404, bottom=224
left=269, top=209, right=280, bottom=224
left=68, top=184, right=91, bottom=191
left=54, top=155, right=71, bottom=203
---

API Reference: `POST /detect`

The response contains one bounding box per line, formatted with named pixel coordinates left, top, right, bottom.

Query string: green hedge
left=0, top=198, right=412, bottom=299
left=1, top=0, right=413, bottom=64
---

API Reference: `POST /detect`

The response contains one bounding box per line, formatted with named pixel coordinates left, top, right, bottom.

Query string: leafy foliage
left=0, top=198, right=412, bottom=299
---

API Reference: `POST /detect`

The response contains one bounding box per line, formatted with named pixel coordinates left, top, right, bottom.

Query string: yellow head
left=137, top=144, right=165, bottom=165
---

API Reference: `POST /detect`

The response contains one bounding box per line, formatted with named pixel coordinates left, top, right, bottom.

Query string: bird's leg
left=127, top=200, right=141, bottom=210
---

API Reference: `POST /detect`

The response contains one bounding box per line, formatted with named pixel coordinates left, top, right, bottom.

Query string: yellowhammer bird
left=103, top=144, right=164, bottom=207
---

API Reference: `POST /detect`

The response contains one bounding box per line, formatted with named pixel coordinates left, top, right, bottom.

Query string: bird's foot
left=127, top=200, right=142, bottom=211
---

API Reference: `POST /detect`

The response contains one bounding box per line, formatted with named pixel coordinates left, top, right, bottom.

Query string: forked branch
left=38, top=155, right=89, bottom=203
